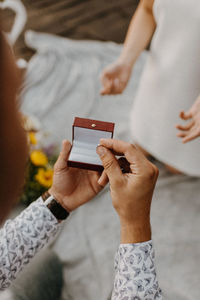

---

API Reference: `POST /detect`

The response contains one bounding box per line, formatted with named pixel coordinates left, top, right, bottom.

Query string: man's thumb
left=96, top=146, right=123, bottom=187
left=54, top=140, right=71, bottom=171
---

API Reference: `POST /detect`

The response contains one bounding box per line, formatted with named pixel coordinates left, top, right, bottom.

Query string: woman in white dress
left=100, top=0, right=200, bottom=176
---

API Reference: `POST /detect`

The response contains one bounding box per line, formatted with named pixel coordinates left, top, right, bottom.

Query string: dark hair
left=0, top=26, right=28, bottom=223
left=0, top=30, right=16, bottom=221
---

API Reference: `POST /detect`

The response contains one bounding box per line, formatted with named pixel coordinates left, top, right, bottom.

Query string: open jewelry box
left=68, top=117, right=115, bottom=172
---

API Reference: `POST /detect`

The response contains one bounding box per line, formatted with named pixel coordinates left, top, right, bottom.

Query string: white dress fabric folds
left=130, top=0, right=200, bottom=176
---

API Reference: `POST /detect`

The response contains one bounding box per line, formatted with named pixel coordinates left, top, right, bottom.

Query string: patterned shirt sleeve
left=111, top=241, right=163, bottom=300
left=0, top=197, right=59, bottom=290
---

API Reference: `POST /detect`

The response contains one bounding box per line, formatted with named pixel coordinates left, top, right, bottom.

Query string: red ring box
left=68, top=117, right=115, bottom=172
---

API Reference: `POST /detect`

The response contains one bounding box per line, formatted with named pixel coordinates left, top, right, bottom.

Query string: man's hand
left=100, top=60, right=132, bottom=95
left=97, top=139, right=159, bottom=243
left=176, top=96, right=200, bottom=143
left=49, top=140, right=106, bottom=212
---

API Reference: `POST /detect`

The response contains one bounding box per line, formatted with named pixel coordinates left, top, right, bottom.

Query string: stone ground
left=2, top=0, right=139, bottom=60
left=3, top=2, right=200, bottom=299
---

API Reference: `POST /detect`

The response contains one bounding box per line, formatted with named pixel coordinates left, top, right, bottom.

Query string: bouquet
left=20, top=115, right=59, bottom=206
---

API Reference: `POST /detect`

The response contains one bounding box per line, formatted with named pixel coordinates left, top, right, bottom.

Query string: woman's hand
left=100, top=60, right=132, bottom=95
left=176, top=95, right=200, bottom=143
left=97, top=139, right=159, bottom=243
left=49, top=140, right=106, bottom=212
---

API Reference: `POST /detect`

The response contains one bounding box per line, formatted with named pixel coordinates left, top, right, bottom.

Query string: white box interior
left=69, top=127, right=112, bottom=166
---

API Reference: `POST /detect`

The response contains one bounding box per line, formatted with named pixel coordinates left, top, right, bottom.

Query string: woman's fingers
left=106, top=78, right=123, bottom=95
left=180, top=110, right=192, bottom=120
left=100, top=71, right=123, bottom=95
left=177, top=131, right=188, bottom=138
left=176, top=120, right=194, bottom=131
left=177, top=124, right=200, bottom=143
left=101, top=77, right=121, bottom=95
left=182, top=129, right=200, bottom=143
left=100, top=77, right=113, bottom=95
left=112, top=78, right=124, bottom=94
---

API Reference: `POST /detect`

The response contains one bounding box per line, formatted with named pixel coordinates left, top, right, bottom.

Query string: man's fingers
left=100, top=138, right=131, bottom=153
left=54, top=140, right=71, bottom=171
left=180, top=110, right=192, bottom=120
left=96, top=146, right=123, bottom=188
left=98, top=171, right=108, bottom=186
left=118, top=157, right=131, bottom=174
left=99, top=138, right=143, bottom=164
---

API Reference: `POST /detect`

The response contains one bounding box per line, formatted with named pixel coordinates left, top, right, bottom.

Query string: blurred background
left=1, top=1, right=200, bottom=300
left=2, top=0, right=138, bottom=60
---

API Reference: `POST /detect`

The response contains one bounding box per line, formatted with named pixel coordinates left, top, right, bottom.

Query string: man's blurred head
left=0, top=29, right=28, bottom=223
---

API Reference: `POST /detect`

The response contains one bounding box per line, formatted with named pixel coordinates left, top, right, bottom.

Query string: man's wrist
left=48, top=188, right=71, bottom=212
left=120, top=221, right=151, bottom=244
left=42, top=191, right=70, bottom=221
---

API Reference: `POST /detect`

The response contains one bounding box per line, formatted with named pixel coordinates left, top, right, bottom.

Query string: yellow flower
left=28, top=132, right=37, bottom=145
left=30, top=150, right=48, bottom=166
left=35, top=168, right=53, bottom=188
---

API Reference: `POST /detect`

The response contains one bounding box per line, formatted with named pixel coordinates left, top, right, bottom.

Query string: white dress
left=130, top=0, right=200, bottom=176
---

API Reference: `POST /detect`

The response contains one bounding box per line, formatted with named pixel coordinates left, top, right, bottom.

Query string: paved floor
left=2, top=0, right=139, bottom=60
